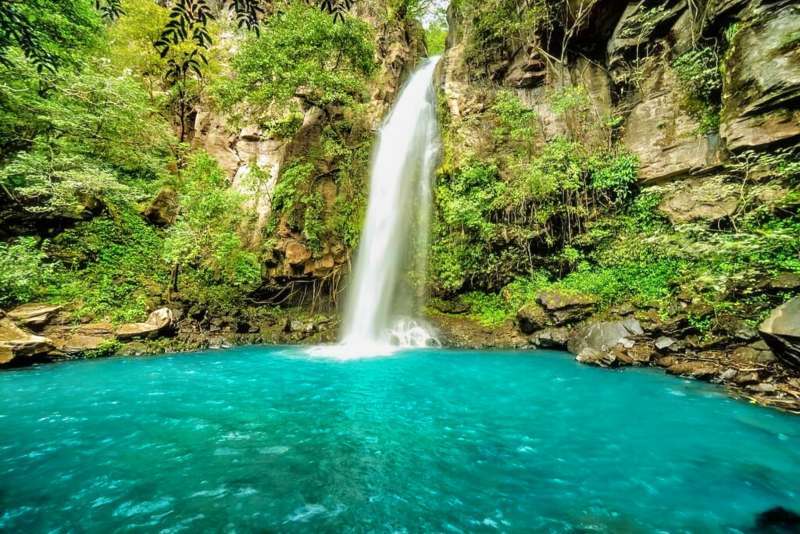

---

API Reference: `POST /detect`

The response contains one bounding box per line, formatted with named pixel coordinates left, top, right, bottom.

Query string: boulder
left=576, top=347, right=617, bottom=367
left=60, top=335, right=109, bottom=354
left=6, top=303, right=62, bottom=328
left=769, top=272, right=800, bottom=292
left=76, top=322, right=115, bottom=336
left=663, top=360, right=720, bottom=380
left=537, top=290, right=598, bottom=311
left=285, top=240, right=312, bottom=266
left=567, top=318, right=644, bottom=356
left=529, top=327, right=570, bottom=350
left=655, top=336, right=677, bottom=350
left=0, top=318, right=53, bottom=365
left=759, top=297, right=800, bottom=370
left=144, top=187, right=179, bottom=226
left=516, top=303, right=549, bottom=335
left=536, top=290, right=597, bottom=325
left=657, top=176, right=739, bottom=224
left=614, top=343, right=656, bottom=365
left=116, top=307, right=175, bottom=341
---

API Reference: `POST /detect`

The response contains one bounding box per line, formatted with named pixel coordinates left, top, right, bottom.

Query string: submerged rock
left=754, top=506, right=800, bottom=532
left=759, top=297, right=800, bottom=370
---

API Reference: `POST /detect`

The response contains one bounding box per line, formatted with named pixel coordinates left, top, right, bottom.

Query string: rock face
left=622, top=63, right=722, bottom=184
left=721, top=3, right=800, bottom=151
left=759, top=297, right=800, bottom=370
left=0, top=318, right=53, bottom=365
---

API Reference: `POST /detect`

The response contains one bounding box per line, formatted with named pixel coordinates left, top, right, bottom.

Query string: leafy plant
left=0, top=237, right=54, bottom=307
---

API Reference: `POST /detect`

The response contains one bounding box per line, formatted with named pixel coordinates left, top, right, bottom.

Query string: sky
left=421, top=0, right=449, bottom=29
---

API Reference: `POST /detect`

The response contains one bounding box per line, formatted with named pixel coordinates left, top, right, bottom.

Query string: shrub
left=0, top=237, right=53, bottom=307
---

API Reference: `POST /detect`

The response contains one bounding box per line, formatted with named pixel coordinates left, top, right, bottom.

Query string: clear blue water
left=1, top=346, right=799, bottom=533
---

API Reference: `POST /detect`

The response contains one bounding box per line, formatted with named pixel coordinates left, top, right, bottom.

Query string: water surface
left=1, top=347, right=798, bottom=532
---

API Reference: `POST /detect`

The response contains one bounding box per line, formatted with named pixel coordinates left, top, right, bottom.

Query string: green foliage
left=437, top=161, right=504, bottom=238
left=457, top=0, right=553, bottom=73
left=43, top=208, right=166, bottom=322
left=425, top=22, right=447, bottom=55
left=673, top=47, right=722, bottom=134
left=82, top=338, right=123, bottom=359
left=0, top=0, right=102, bottom=71
left=0, top=54, right=174, bottom=219
left=163, top=153, right=261, bottom=306
left=629, top=190, right=664, bottom=228
left=491, top=91, right=537, bottom=146
left=461, top=291, right=510, bottom=326
left=550, top=85, right=590, bottom=115
left=590, top=152, right=639, bottom=200
left=0, top=238, right=53, bottom=307
left=272, top=162, right=316, bottom=218
left=215, top=3, right=376, bottom=126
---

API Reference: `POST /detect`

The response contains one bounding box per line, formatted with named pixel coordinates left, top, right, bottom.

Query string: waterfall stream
left=338, top=56, right=441, bottom=354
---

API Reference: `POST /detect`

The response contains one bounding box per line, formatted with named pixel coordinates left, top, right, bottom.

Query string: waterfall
left=340, top=56, right=441, bottom=353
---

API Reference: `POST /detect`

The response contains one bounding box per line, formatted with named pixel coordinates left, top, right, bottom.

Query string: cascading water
left=338, top=56, right=442, bottom=354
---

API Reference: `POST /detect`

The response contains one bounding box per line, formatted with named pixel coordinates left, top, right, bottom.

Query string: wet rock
left=755, top=506, right=800, bottom=532
left=718, top=368, right=738, bottom=382
left=733, top=371, right=760, bottom=386
left=576, top=347, right=617, bottom=367
left=619, top=343, right=655, bottom=365
left=759, top=297, right=800, bottom=370
left=6, top=303, right=62, bottom=328
left=517, top=303, right=549, bottom=335
left=116, top=308, right=175, bottom=340
left=748, top=382, right=778, bottom=394
left=529, top=327, right=570, bottom=350
left=567, top=318, right=643, bottom=356
left=144, top=187, right=179, bottom=226
left=664, top=361, right=719, bottom=380
left=0, top=318, right=53, bottom=365
left=731, top=344, right=776, bottom=365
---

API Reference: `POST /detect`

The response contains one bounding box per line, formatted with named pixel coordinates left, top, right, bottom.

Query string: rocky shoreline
left=3, top=287, right=799, bottom=414
left=431, top=287, right=800, bottom=415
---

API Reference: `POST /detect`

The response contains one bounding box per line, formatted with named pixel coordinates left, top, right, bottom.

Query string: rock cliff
left=434, top=0, right=800, bottom=412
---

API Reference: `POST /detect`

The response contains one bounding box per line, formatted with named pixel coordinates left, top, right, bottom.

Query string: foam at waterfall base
left=306, top=319, right=440, bottom=360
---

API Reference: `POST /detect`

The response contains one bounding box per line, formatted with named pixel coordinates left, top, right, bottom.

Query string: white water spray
left=334, top=56, right=442, bottom=355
